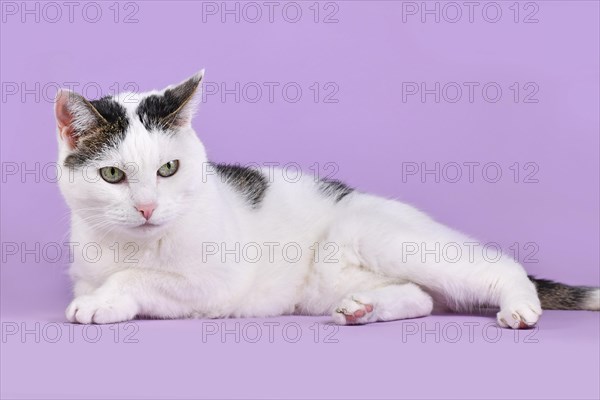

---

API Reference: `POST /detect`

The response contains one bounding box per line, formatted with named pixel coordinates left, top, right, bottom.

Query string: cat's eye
left=158, top=160, right=179, bottom=177
left=99, top=166, right=126, bottom=184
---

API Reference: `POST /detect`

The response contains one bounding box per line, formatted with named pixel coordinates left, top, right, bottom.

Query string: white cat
left=56, top=71, right=599, bottom=328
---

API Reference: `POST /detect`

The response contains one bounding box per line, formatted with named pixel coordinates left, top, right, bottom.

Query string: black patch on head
left=212, top=163, right=268, bottom=208
left=529, top=276, right=593, bottom=310
left=137, top=76, right=200, bottom=132
left=319, top=178, right=353, bottom=202
left=64, top=97, right=129, bottom=169
left=91, top=97, right=131, bottom=129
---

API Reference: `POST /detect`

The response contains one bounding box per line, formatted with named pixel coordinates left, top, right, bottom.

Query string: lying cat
left=56, top=71, right=599, bottom=328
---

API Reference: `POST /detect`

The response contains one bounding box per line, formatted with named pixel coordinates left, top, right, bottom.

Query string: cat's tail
left=528, top=276, right=600, bottom=311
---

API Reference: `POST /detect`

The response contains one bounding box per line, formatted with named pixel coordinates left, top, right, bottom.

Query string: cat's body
left=57, top=71, right=599, bottom=328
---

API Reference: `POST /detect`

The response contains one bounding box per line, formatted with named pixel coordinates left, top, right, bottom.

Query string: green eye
left=158, top=160, right=179, bottom=177
left=99, top=166, right=126, bottom=183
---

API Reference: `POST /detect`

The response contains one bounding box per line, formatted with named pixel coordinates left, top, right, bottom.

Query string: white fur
left=583, top=289, right=600, bottom=311
left=58, top=77, right=546, bottom=329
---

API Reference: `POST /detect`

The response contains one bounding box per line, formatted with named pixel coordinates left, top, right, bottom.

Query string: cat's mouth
left=134, top=221, right=161, bottom=230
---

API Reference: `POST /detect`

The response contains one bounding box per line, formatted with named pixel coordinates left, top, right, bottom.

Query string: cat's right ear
left=54, top=89, right=106, bottom=149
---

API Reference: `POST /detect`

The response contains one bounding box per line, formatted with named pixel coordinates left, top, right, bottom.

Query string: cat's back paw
left=332, top=296, right=375, bottom=325
left=497, top=302, right=542, bottom=329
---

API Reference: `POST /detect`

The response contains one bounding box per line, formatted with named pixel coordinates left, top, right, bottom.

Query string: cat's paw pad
left=332, top=296, right=374, bottom=325
left=497, top=303, right=542, bottom=329
left=66, top=294, right=138, bottom=324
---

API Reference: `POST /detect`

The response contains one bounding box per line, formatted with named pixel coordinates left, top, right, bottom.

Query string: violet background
left=1, top=1, right=599, bottom=399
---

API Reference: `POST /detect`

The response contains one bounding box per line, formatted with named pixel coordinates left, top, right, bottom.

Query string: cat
left=56, top=70, right=600, bottom=328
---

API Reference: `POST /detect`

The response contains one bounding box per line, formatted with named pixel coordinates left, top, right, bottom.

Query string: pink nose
left=135, top=204, right=156, bottom=220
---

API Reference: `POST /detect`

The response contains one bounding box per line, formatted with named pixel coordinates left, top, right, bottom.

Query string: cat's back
left=210, top=162, right=355, bottom=223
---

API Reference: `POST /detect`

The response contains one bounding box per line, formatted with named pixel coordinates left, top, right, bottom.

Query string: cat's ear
left=162, top=69, right=204, bottom=127
left=54, top=89, right=107, bottom=149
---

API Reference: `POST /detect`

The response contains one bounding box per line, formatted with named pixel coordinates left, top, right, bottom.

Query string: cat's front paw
left=497, top=302, right=542, bottom=329
left=66, top=294, right=138, bottom=324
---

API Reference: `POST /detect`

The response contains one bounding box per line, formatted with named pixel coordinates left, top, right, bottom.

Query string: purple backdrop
left=1, top=1, right=599, bottom=399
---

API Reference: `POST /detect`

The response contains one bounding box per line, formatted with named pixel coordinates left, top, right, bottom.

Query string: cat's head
left=55, top=71, right=208, bottom=238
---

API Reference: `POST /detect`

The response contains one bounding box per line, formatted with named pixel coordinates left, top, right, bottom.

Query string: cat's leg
left=333, top=196, right=542, bottom=329
left=332, top=283, right=433, bottom=325
left=373, top=236, right=541, bottom=329
left=66, top=269, right=195, bottom=324
left=73, top=279, right=97, bottom=297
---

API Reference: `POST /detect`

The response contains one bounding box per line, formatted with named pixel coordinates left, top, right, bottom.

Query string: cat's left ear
left=162, top=69, right=205, bottom=127
left=54, top=89, right=108, bottom=149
